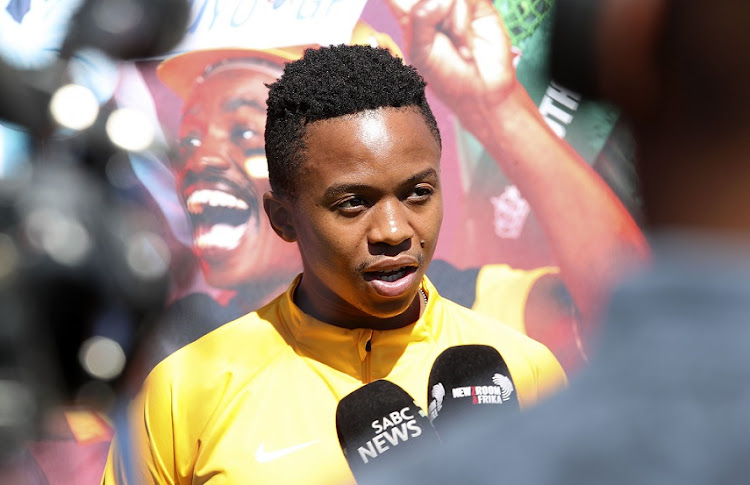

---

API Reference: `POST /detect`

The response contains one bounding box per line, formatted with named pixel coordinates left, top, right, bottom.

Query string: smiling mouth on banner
left=186, top=188, right=259, bottom=252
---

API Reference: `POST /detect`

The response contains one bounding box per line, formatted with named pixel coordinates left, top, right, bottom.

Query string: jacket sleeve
left=101, top=367, right=180, bottom=485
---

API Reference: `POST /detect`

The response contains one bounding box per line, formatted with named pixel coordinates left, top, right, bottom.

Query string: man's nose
left=186, top=151, right=231, bottom=173
left=368, top=199, right=415, bottom=247
left=183, top=128, right=233, bottom=173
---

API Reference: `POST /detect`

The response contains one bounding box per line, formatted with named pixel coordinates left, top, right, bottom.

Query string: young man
left=137, top=47, right=306, bottom=370
left=162, top=46, right=303, bottom=307
left=102, top=44, right=566, bottom=485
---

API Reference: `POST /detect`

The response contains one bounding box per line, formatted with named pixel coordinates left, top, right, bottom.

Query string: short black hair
left=264, top=44, right=441, bottom=199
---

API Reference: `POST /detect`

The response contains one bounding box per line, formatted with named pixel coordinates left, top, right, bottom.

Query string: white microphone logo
left=492, top=373, right=514, bottom=401
left=428, top=382, right=445, bottom=421
left=431, top=382, right=445, bottom=409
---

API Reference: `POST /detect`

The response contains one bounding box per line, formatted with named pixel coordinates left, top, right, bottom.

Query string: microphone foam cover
left=427, top=345, right=520, bottom=431
left=336, top=380, right=440, bottom=481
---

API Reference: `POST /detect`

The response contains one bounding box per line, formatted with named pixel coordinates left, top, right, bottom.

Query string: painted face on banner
left=289, top=106, right=443, bottom=328
left=173, top=65, right=300, bottom=289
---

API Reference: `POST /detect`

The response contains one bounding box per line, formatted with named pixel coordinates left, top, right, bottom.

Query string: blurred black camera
left=0, top=0, right=189, bottom=462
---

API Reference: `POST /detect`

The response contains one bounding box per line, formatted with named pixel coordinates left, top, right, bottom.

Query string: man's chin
left=358, top=293, right=420, bottom=321
left=203, top=267, right=257, bottom=290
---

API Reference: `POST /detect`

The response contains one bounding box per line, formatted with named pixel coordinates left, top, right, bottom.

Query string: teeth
left=186, top=189, right=249, bottom=214
left=377, top=268, right=406, bottom=282
left=380, top=272, right=402, bottom=282
left=195, top=223, right=248, bottom=250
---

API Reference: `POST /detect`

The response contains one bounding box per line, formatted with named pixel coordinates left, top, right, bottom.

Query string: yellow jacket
left=102, top=276, right=565, bottom=484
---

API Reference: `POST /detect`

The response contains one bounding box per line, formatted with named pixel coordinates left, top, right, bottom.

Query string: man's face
left=173, top=66, right=300, bottom=288
left=289, top=107, right=442, bottom=327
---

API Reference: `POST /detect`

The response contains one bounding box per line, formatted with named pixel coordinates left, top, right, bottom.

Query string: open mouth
left=364, top=265, right=419, bottom=298
left=185, top=188, right=258, bottom=251
left=364, top=266, right=416, bottom=282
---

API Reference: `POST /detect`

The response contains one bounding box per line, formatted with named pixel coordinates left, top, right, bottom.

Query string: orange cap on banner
left=157, top=21, right=403, bottom=101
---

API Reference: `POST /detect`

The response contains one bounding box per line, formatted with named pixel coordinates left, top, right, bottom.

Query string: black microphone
left=427, top=345, right=520, bottom=436
left=336, top=380, right=441, bottom=483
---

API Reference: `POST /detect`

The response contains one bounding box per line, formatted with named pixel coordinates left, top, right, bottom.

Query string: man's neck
left=292, top=277, right=424, bottom=331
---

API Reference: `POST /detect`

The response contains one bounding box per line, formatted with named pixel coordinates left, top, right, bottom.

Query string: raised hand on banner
left=385, top=0, right=516, bottom=109
left=387, top=0, right=649, bottom=365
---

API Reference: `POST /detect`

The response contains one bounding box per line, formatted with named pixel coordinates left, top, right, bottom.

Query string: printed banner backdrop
left=0, top=0, right=643, bottom=377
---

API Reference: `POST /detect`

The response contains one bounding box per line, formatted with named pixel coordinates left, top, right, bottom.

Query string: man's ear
left=263, top=191, right=297, bottom=242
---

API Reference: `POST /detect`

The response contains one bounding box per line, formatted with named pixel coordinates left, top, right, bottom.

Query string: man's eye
left=231, top=127, right=258, bottom=143
left=409, top=186, right=434, bottom=200
left=337, top=197, right=367, bottom=211
left=174, top=134, right=201, bottom=165
left=180, top=135, right=201, bottom=149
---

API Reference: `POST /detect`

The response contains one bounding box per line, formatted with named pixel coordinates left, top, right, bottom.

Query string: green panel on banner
left=456, top=0, right=620, bottom=166
left=495, top=0, right=554, bottom=45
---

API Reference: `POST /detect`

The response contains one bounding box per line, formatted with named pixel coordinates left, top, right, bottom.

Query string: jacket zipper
left=361, top=329, right=373, bottom=383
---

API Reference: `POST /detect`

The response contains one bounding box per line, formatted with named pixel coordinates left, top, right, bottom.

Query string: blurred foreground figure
left=365, top=0, right=750, bottom=482
left=0, top=0, right=189, bottom=482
